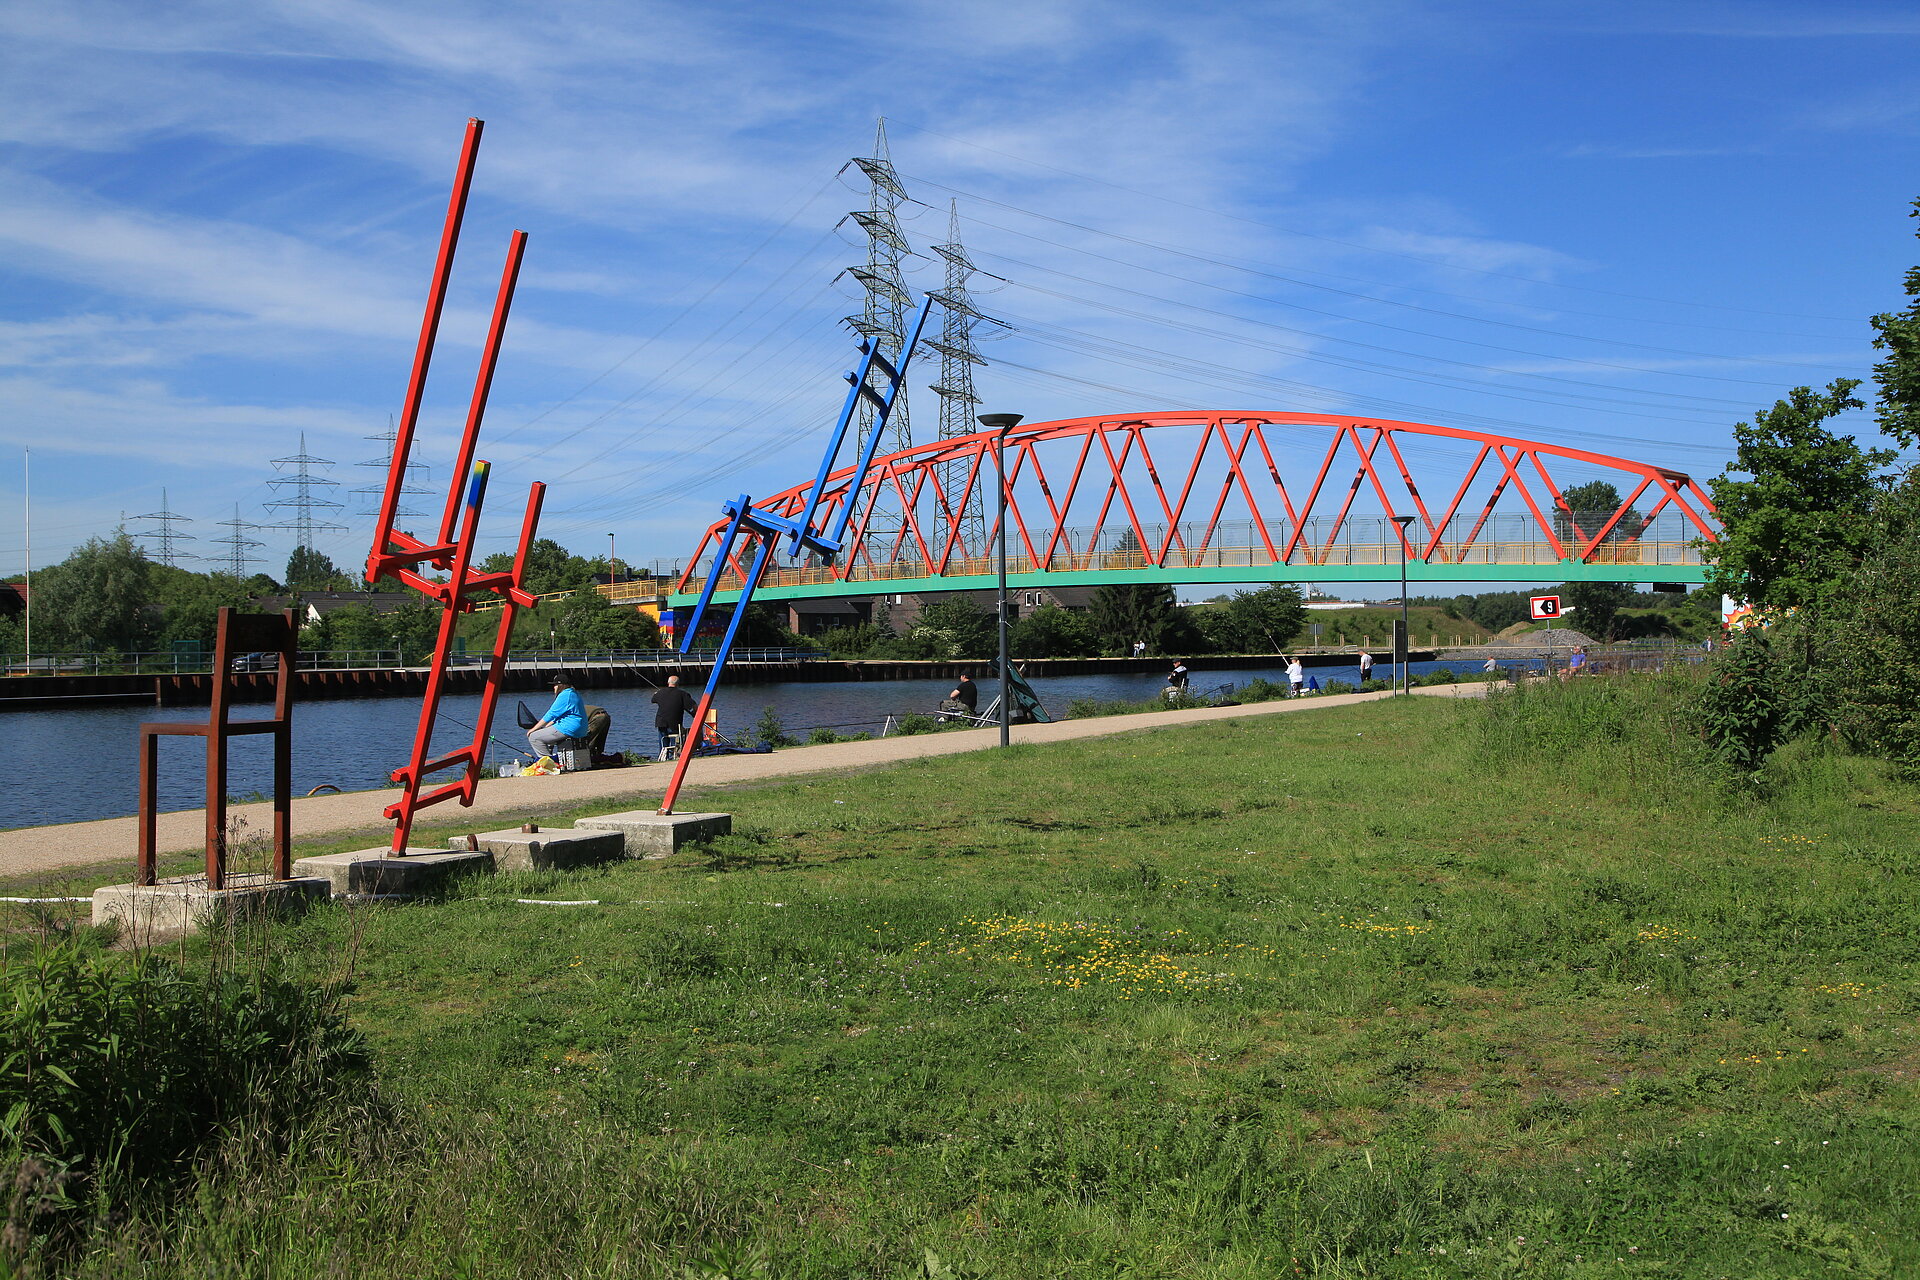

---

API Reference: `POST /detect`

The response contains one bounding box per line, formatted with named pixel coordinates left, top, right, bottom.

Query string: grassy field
left=15, top=679, right=1920, bottom=1277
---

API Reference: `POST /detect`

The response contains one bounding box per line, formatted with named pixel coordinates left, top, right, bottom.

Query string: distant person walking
left=650, top=673, right=697, bottom=758
left=1358, top=650, right=1375, bottom=684
left=1132, top=639, right=1146, bottom=658
left=1285, top=654, right=1306, bottom=696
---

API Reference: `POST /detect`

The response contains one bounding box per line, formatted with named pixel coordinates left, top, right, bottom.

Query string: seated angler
left=527, top=674, right=590, bottom=762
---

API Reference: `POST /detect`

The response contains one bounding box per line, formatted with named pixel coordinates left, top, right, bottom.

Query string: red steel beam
left=672, top=411, right=1722, bottom=589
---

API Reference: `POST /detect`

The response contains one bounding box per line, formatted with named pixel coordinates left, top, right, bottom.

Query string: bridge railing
left=679, top=538, right=1708, bottom=595
left=1, top=649, right=406, bottom=676
left=0, top=646, right=825, bottom=677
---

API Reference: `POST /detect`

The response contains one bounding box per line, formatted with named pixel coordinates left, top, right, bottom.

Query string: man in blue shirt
left=528, top=675, right=590, bottom=762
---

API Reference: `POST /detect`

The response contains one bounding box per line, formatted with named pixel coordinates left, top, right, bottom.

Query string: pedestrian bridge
left=669, top=411, right=1718, bottom=604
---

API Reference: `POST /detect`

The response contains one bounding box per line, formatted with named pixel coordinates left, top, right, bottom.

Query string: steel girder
left=671, top=411, right=1720, bottom=602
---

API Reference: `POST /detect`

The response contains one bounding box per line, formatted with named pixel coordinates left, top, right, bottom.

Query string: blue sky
left=2, top=0, right=1917, bottom=588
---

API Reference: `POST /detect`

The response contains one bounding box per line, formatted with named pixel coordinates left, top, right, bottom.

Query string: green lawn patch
left=9, top=690, right=1920, bottom=1277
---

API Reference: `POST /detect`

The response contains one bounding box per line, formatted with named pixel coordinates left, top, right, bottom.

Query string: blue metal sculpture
left=657, top=294, right=938, bottom=813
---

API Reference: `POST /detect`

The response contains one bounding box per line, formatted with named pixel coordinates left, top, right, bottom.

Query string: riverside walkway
left=0, top=683, right=1485, bottom=881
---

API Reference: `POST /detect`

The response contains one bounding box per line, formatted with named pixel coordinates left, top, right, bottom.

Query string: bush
left=806, top=727, right=843, bottom=746
left=1233, top=677, right=1288, bottom=704
left=893, top=713, right=941, bottom=736
left=0, top=939, right=371, bottom=1247
left=1694, top=632, right=1794, bottom=789
left=1319, top=679, right=1356, bottom=695
left=751, top=707, right=795, bottom=749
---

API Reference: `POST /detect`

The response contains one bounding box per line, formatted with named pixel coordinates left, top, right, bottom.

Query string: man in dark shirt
left=650, top=675, right=697, bottom=759
left=950, top=674, right=978, bottom=712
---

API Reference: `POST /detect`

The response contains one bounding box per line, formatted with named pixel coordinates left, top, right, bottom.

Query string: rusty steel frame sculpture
left=674, top=411, right=1720, bottom=600
left=137, top=607, right=297, bottom=888
left=657, top=295, right=941, bottom=815
left=365, top=118, right=546, bottom=854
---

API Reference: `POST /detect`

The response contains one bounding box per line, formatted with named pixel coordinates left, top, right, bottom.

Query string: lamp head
left=1389, top=514, right=1416, bottom=526
left=977, top=413, right=1024, bottom=433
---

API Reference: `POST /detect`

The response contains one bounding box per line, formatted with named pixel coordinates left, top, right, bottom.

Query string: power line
left=928, top=194, right=1859, bottom=371
left=884, top=122, right=1854, bottom=321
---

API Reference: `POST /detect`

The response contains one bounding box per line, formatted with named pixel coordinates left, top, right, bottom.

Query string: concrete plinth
left=572, top=810, right=731, bottom=859
left=291, top=848, right=494, bottom=896
left=92, top=873, right=329, bottom=943
left=448, top=827, right=625, bottom=872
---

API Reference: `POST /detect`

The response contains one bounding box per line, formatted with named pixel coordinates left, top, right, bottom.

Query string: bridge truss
left=672, top=412, right=1721, bottom=602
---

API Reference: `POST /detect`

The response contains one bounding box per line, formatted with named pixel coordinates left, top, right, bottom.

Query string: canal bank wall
left=0, top=650, right=1441, bottom=712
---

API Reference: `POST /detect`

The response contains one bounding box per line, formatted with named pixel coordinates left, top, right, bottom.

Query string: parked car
left=231, top=651, right=279, bottom=672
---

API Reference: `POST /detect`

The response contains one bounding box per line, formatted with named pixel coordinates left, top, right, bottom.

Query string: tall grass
left=1473, top=664, right=1868, bottom=812
left=0, top=934, right=371, bottom=1268
left=1473, top=666, right=1713, bottom=805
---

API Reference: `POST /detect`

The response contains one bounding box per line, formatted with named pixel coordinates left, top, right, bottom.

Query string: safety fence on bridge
left=677, top=528, right=1708, bottom=597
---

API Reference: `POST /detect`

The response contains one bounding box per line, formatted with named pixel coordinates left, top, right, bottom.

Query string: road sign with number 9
left=1529, top=594, right=1562, bottom=620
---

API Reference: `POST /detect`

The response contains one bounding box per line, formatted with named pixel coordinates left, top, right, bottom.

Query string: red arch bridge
left=668, top=411, right=1719, bottom=606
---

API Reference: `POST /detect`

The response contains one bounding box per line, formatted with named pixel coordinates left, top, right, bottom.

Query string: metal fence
left=0, top=645, right=823, bottom=678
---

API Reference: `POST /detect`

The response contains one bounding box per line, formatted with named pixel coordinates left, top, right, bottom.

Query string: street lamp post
left=977, top=413, right=1024, bottom=748
left=1390, top=515, right=1416, bottom=696
left=608, top=532, right=616, bottom=585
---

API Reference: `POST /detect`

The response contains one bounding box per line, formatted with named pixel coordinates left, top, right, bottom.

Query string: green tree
left=319, top=603, right=436, bottom=662
left=911, top=596, right=996, bottom=660
left=1009, top=604, right=1096, bottom=658
left=1465, top=590, right=1529, bottom=632
left=1555, top=479, right=1645, bottom=547
left=1186, top=604, right=1239, bottom=654
left=1224, top=584, right=1306, bottom=652
left=151, top=568, right=256, bottom=651
left=1561, top=580, right=1635, bottom=642
left=1817, top=473, right=1920, bottom=777
left=1087, top=583, right=1180, bottom=655
left=553, top=585, right=659, bottom=650
left=388, top=599, right=442, bottom=664
left=1704, top=380, right=1890, bottom=611
left=813, top=622, right=883, bottom=657
left=1870, top=198, right=1920, bottom=448
left=482, top=539, right=601, bottom=596
left=298, top=609, right=337, bottom=655
left=31, top=532, right=156, bottom=652
left=1820, top=206, right=1920, bottom=777
left=285, top=547, right=351, bottom=592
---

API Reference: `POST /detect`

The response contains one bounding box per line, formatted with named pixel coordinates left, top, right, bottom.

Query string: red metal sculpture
left=365, top=119, right=546, bottom=853
left=675, top=411, right=1720, bottom=595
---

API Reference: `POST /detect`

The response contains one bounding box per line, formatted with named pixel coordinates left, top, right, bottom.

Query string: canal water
left=2, top=659, right=1493, bottom=829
